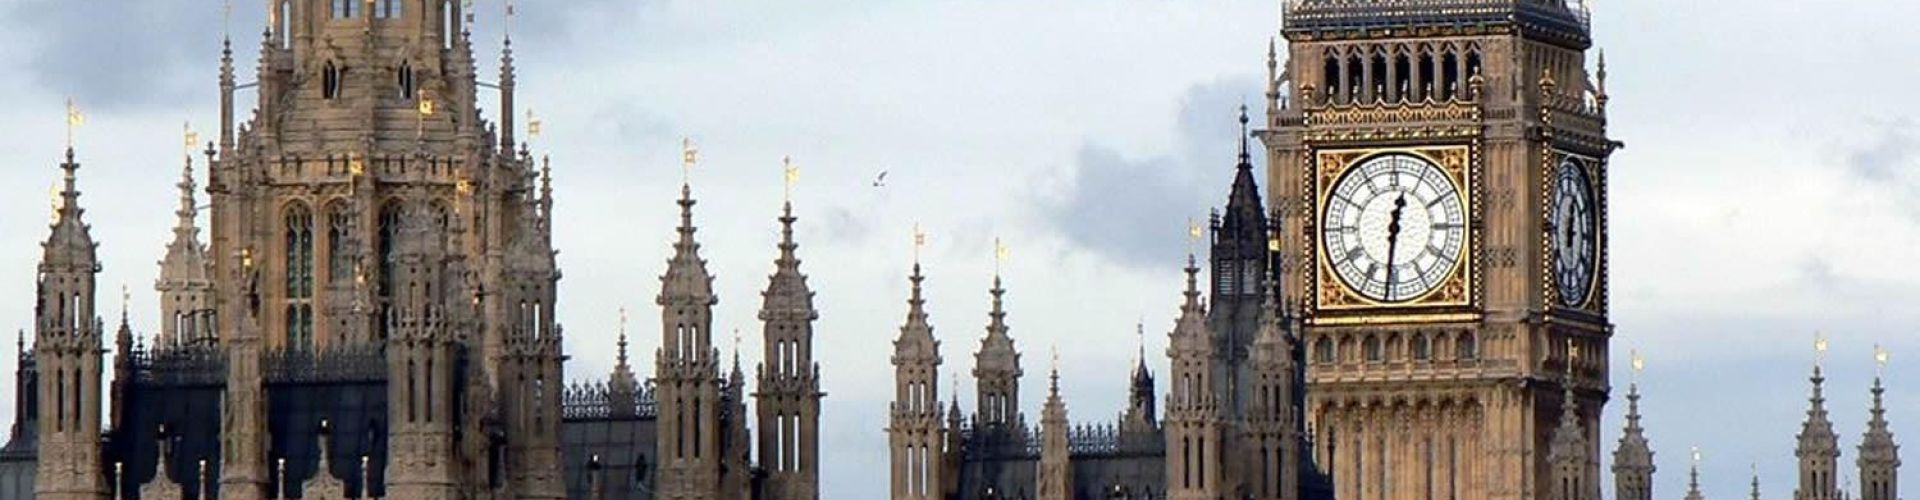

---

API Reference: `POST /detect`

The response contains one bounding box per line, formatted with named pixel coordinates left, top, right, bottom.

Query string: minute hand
left=1383, top=193, right=1407, bottom=301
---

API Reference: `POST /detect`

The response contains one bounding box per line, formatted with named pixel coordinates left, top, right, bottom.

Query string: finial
left=732, top=328, right=742, bottom=365
left=65, top=98, right=83, bottom=150
left=183, top=122, right=199, bottom=161
left=120, top=283, right=130, bottom=324
left=1596, top=49, right=1610, bottom=96
left=1186, top=217, right=1203, bottom=257
left=1815, top=332, right=1830, bottom=369
left=504, top=0, right=516, bottom=41
left=912, top=223, right=928, bottom=265
left=680, top=137, right=699, bottom=187
left=1630, top=348, right=1644, bottom=385
left=526, top=109, right=544, bottom=140
left=1237, top=104, right=1251, bottom=165
left=1136, top=320, right=1145, bottom=361
left=782, top=155, right=800, bottom=203
left=993, top=237, right=1009, bottom=277
left=222, top=0, right=232, bottom=41
left=1692, top=446, right=1702, bottom=467
left=1876, top=344, right=1890, bottom=378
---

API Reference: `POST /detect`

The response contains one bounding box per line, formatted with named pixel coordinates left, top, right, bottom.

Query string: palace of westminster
left=0, top=0, right=1903, bottom=499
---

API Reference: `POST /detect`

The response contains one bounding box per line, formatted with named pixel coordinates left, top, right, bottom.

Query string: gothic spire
left=760, top=201, right=815, bottom=325
left=1686, top=448, right=1706, bottom=500
left=44, top=147, right=96, bottom=271
left=1613, top=351, right=1655, bottom=500
left=1798, top=343, right=1843, bottom=500
left=659, top=183, right=716, bottom=307
left=895, top=263, right=936, bottom=349
left=1217, top=105, right=1268, bottom=257
left=1752, top=465, right=1763, bottom=500
left=1857, top=351, right=1899, bottom=500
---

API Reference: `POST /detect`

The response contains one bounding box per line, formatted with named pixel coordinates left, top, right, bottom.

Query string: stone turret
left=382, top=204, right=460, bottom=499
left=1120, top=324, right=1158, bottom=439
left=756, top=200, right=824, bottom=499
left=1547, top=345, right=1596, bottom=500
left=1166, top=254, right=1222, bottom=500
left=1036, top=362, right=1072, bottom=500
left=155, top=154, right=214, bottom=348
left=1208, top=107, right=1270, bottom=419
left=972, top=275, right=1023, bottom=430
left=34, top=148, right=108, bottom=500
left=1857, top=368, right=1899, bottom=500
left=655, top=182, right=724, bottom=498
left=1797, top=362, right=1842, bottom=500
left=888, top=262, right=944, bottom=500
left=1244, top=278, right=1299, bottom=499
left=1611, top=367, right=1655, bottom=500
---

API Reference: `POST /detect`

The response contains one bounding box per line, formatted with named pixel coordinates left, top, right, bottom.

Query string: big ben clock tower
left=1258, top=0, right=1617, bottom=498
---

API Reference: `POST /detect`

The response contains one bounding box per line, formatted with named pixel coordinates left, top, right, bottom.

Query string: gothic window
left=1314, top=337, right=1334, bottom=364
left=1412, top=334, right=1431, bottom=361
left=323, top=62, right=342, bottom=100
left=286, top=204, right=314, bottom=348
left=1457, top=332, right=1478, bottom=361
left=1322, top=56, right=1339, bottom=102
left=1441, top=52, right=1460, bottom=101
left=1465, top=50, right=1483, bottom=84
left=1418, top=52, right=1436, bottom=101
left=1345, top=54, right=1363, bottom=102
left=376, top=203, right=401, bottom=339
left=1369, top=53, right=1388, bottom=100
left=1393, top=53, right=1412, bottom=101
left=1363, top=336, right=1382, bottom=363
left=397, top=63, right=415, bottom=100
left=327, top=202, right=354, bottom=288
left=375, top=0, right=401, bottom=18
left=333, top=0, right=356, bottom=18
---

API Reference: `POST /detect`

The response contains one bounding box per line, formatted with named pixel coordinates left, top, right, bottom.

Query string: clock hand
left=1384, top=193, right=1407, bottom=301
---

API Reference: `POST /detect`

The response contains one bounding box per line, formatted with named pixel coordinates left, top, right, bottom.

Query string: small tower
left=756, top=199, right=824, bottom=499
left=1857, top=348, right=1899, bottom=500
left=1120, top=323, right=1158, bottom=440
left=1165, top=254, right=1223, bottom=500
left=654, top=182, right=724, bottom=499
left=382, top=204, right=461, bottom=499
left=1797, top=341, right=1842, bottom=500
left=608, top=308, right=640, bottom=418
left=1611, top=352, right=1656, bottom=500
left=33, top=148, right=108, bottom=500
left=1036, top=357, right=1072, bottom=500
left=887, top=261, right=944, bottom=500
left=155, top=153, right=214, bottom=348
left=972, top=274, right=1023, bottom=430
left=1548, top=341, right=1597, bottom=500
left=1208, top=107, right=1270, bottom=419
left=1244, top=277, right=1299, bottom=500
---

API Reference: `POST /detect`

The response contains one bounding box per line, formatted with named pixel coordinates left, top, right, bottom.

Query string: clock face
left=1553, top=157, right=1597, bottom=307
left=1321, top=153, right=1467, bottom=303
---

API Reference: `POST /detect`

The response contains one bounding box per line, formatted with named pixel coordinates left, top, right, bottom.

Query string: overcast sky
left=3, top=0, right=1920, bottom=498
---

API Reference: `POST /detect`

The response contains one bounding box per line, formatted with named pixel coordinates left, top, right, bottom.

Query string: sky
left=1, top=0, right=1919, bottom=498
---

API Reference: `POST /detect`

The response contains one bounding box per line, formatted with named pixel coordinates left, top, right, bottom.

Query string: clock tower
left=1258, top=0, right=1617, bottom=498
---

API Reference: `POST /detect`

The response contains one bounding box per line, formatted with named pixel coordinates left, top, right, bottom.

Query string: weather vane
left=993, top=237, right=1009, bottom=276
left=183, top=122, right=200, bottom=160
left=912, top=223, right=928, bottom=265
left=526, top=109, right=543, bottom=139
left=1187, top=217, right=1203, bottom=256
left=1691, top=446, right=1702, bottom=467
left=1815, top=332, right=1829, bottom=368
left=65, top=98, right=84, bottom=149
left=1630, top=348, right=1644, bottom=385
left=680, top=137, right=699, bottom=186
left=1876, top=344, right=1890, bottom=378
left=782, top=156, right=799, bottom=202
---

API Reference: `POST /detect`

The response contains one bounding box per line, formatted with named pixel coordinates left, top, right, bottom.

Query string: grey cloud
left=821, top=205, right=872, bottom=245
left=4, top=0, right=238, bottom=111
left=1033, top=76, right=1262, bottom=269
left=1844, top=119, right=1920, bottom=220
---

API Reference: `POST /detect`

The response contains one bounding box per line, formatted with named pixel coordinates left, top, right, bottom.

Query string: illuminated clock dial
left=1321, top=153, right=1467, bottom=302
left=1553, top=157, right=1597, bottom=307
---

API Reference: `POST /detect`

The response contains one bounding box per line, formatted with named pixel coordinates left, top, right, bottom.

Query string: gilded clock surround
left=1550, top=151, right=1601, bottom=312
left=1312, top=145, right=1476, bottom=313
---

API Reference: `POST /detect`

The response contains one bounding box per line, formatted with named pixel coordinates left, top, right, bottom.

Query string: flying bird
left=872, top=170, right=889, bottom=188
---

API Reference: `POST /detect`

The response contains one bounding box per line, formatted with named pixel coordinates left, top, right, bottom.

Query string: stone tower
left=1165, top=255, right=1222, bottom=500
left=1210, top=107, right=1272, bottom=424
left=155, top=153, right=215, bottom=348
left=972, top=276, right=1023, bottom=430
left=33, top=150, right=108, bottom=500
left=1263, top=0, right=1616, bottom=495
left=382, top=204, right=462, bottom=499
left=1243, top=278, right=1300, bottom=500
left=755, top=200, right=824, bottom=500
left=1120, top=325, right=1159, bottom=441
left=654, top=183, right=725, bottom=499
left=1857, top=371, right=1899, bottom=500
left=888, top=263, right=945, bottom=500
left=1796, top=362, right=1841, bottom=500
left=1036, top=363, right=1072, bottom=500
left=1547, top=345, right=1597, bottom=500
left=1611, top=371, right=1655, bottom=500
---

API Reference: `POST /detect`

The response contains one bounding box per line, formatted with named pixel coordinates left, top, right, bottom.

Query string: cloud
left=1843, top=119, right=1920, bottom=219
left=2, top=0, right=236, bottom=111
left=1033, top=76, right=1263, bottom=269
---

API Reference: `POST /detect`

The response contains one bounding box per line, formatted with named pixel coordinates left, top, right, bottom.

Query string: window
left=376, top=203, right=401, bottom=339
left=1363, top=336, right=1382, bottom=363
left=285, top=204, right=314, bottom=348
left=397, top=63, right=415, bottom=100
left=1457, top=332, right=1478, bottom=361
left=375, top=0, right=401, bottom=18
left=1314, top=338, right=1335, bottom=364
left=1412, top=334, right=1431, bottom=361
left=333, top=0, right=356, bottom=19
left=327, top=203, right=353, bottom=287
left=323, top=62, right=343, bottom=100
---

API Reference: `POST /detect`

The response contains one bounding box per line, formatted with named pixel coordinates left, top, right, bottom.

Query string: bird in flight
left=872, top=170, right=889, bottom=188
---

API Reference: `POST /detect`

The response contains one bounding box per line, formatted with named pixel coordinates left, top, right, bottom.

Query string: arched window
left=376, top=203, right=402, bottom=339
left=1412, top=334, right=1432, bottom=361
left=1322, top=56, right=1339, bottom=102
left=1417, top=52, right=1436, bottom=101
left=1393, top=53, right=1412, bottom=101
left=327, top=202, right=354, bottom=288
left=1369, top=54, right=1388, bottom=101
left=1441, top=52, right=1460, bottom=101
left=397, top=63, right=415, bottom=100
left=1457, top=332, right=1478, bottom=361
left=285, top=204, right=314, bottom=348
left=1314, top=337, right=1335, bottom=364
left=323, top=61, right=342, bottom=100
left=1345, top=54, right=1363, bottom=102
left=1363, top=336, right=1383, bottom=363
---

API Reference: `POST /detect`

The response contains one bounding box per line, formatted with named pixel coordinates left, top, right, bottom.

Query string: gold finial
left=782, top=156, right=799, bottom=202
left=1691, top=446, right=1702, bottom=466
left=417, top=92, right=436, bottom=116
left=348, top=154, right=365, bottom=177
left=121, top=283, right=130, bottom=314
left=1268, top=231, right=1281, bottom=253
left=65, top=98, right=84, bottom=149
left=680, top=137, right=699, bottom=186
left=526, top=109, right=543, bottom=138
left=1815, top=332, right=1830, bottom=367
left=183, top=122, right=199, bottom=160
left=912, top=223, right=928, bottom=264
left=1876, top=344, right=1890, bottom=377
left=1630, top=348, right=1644, bottom=384
left=1187, top=217, right=1203, bottom=256
left=993, top=237, right=1009, bottom=276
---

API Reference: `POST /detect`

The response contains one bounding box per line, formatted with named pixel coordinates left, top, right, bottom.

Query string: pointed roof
left=759, top=201, right=817, bottom=322
left=1857, top=375, right=1899, bottom=466
left=1612, top=378, right=1656, bottom=473
left=608, top=308, right=639, bottom=398
left=1549, top=365, right=1588, bottom=464
left=1798, top=364, right=1841, bottom=457
left=892, top=264, right=939, bottom=362
left=1249, top=277, right=1287, bottom=361
left=1686, top=451, right=1706, bottom=500
left=1042, top=362, right=1067, bottom=423
left=974, top=276, right=1021, bottom=377
left=43, top=148, right=97, bottom=271
left=658, top=184, right=717, bottom=307
left=1168, top=255, right=1212, bottom=353
left=1216, top=106, right=1268, bottom=255
left=158, top=155, right=211, bottom=285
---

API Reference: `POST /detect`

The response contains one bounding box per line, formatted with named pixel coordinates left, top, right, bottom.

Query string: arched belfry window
left=327, top=203, right=354, bottom=287
left=323, top=61, right=343, bottom=100
left=285, top=204, right=315, bottom=348
left=376, top=202, right=402, bottom=339
left=397, top=63, right=416, bottom=100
